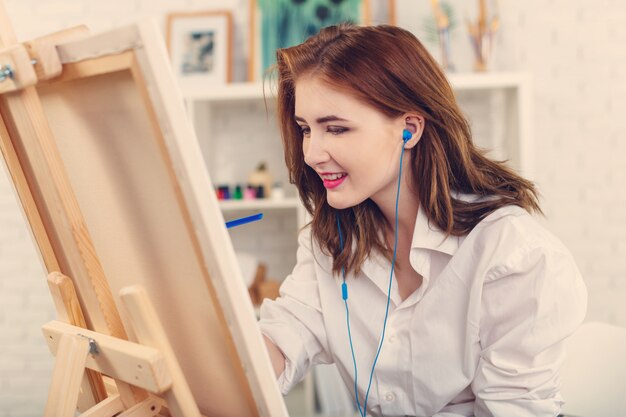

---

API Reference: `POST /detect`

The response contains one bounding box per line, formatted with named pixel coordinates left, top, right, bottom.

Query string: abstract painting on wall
left=250, top=0, right=365, bottom=80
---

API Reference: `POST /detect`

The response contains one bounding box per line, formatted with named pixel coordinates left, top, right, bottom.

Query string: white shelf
left=182, top=72, right=528, bottom=102
left=448, top=72, right=530, bottom=90
left=183, top=82, right=277, bottom=101
left=219, top=197, right=301, bottom=211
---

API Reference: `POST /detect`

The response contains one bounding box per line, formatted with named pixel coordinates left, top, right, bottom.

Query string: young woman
left=258, top=23, right=587, bottom=417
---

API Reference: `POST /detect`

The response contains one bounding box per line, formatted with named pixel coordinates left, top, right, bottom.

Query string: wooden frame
left=165, top=10, right=233, bottom=85
left=0, top=2, right=287, bottom=416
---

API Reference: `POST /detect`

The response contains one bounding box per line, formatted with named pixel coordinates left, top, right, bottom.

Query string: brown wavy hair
left=273, top=23, right=541, bottom=276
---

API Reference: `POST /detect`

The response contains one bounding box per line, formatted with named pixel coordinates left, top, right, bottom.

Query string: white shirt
left=258, top=204, right=587, bottom=417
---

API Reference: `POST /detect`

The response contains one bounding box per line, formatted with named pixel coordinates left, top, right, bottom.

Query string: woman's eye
left=327, top=126, right=348, bottom=135
left=299, top=126, right=311, bottom=137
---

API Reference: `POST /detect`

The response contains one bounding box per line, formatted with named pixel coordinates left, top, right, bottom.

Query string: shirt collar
left=359, top=204, right=461, bottom=306
left=410, top=204, right=460, bottom=257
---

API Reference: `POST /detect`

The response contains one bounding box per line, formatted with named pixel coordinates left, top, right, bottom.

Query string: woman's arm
left=263, top=335, right=286, bottom=378
left=258, top=226, right=333, bottom=394
left=472, top=244, right=587, bottom=416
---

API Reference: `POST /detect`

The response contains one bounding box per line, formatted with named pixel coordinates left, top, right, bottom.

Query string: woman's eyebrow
left=294, top=115, right=349, bottom=124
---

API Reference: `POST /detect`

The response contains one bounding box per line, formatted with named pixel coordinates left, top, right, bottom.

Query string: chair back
left=560, top=321, right=626, bottom=417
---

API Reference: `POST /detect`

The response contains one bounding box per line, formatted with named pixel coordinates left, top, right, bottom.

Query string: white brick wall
left=0, top=0, right=624, bottom=414
left=0, top=165, right=53, bottom=416
left=499, top=1, right=626, bottom=327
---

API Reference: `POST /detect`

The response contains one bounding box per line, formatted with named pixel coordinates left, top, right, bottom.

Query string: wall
left=0, top=0, right=624, bottom=415
left=498, top=1, right=626, bottom=326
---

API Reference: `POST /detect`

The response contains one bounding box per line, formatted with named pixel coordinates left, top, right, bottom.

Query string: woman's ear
left=402, top=114, right=425, bottom=149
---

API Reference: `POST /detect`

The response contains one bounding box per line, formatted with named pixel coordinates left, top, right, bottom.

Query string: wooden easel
left=43, top=272, right=201, bottom=417
left=0, top=16, right=203, bottom=417
left=0, top=1, right=288, bottom=416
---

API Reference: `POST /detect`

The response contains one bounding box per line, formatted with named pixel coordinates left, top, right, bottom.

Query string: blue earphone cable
left=337, top=137, right=406, bottom=417
left=337, top=217, right=363, bottom=413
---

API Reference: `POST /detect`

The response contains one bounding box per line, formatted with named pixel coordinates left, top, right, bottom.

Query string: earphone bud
left=402, top=129, right=412, bottom=142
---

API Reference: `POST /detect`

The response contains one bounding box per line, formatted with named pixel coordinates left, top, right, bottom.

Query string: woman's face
left=294, top=76, right=407, bottom=209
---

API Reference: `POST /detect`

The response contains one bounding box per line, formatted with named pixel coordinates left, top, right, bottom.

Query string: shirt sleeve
left=258, top=226, right=332, bottom=394
left=472, top=243, right=588, bottom=417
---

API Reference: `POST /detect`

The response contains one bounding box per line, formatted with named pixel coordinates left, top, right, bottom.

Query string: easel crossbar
left=42, top=320, right=173, bottom=393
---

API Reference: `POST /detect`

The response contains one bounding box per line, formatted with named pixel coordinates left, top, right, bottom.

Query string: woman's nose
left=303, top=134, right=330, bottom=167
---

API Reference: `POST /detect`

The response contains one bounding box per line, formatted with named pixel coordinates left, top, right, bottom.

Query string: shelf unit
left=219, top=197, right=300, bottom=210
left=183, top=71, right=532, bottom=417
left=449, top=72, right=533, bottom=179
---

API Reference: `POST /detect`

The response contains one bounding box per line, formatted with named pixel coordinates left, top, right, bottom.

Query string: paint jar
left=244, top=186, right=257, bottom=200
left=271, top=182, right=285, bottom=200
left=233, top=184, right=243, bottom=200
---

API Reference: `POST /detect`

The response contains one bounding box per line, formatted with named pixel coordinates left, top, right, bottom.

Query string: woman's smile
left=321, top=173, right=348, bottom=189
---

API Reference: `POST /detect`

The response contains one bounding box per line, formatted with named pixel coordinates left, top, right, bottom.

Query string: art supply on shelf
left=216, top=184, right=230, bottom=200
left=244, top=186, right=257, bottom=200
left=428, top=0, right=455, bottom=72
left=233, top=184, right=243, bottom=200
left=271, top=182, right=285, bottom=200
left=466, top=0, right=499, bottom=72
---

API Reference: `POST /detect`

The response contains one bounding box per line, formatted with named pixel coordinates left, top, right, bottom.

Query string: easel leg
left=47, top=272, right=108, bottom=409
left=44, top=333, right=91, bottom=417
left=120, top=285, right=202, bottom=417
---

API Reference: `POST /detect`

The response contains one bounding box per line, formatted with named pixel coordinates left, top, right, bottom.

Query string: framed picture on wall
left=166, top=10, right=233, bottom=88
left=247, top=0, right=396, bottom=82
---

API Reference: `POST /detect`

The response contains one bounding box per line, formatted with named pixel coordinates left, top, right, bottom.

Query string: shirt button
left=388, top=335, right=396, bottom=343
left=385, top=392, right=396, bottom=402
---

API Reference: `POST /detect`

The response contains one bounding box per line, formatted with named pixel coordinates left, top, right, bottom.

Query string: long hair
left=274, top=23, right=541, bottom=277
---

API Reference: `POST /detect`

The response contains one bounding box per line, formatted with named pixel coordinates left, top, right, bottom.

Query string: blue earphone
left=403, top=128, right=412, bottom=142
left=337, top=128, right=410, bottom=416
